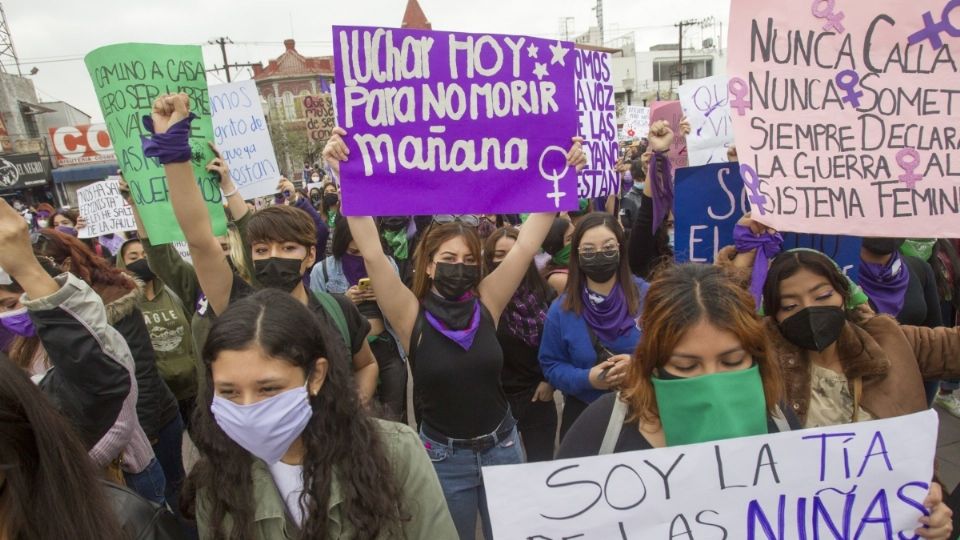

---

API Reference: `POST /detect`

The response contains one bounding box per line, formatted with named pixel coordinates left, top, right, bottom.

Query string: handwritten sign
left=303, top=93, right=335, bottom=144
left=674, top=163, right=746, bottom=263
left=620, top=105, right=649, bottom=141
left=332, top=26, right=578, bottom=216
left=485, top=409, right=938, bottom=539
left=84, top=43, right=227, bottom=245
left=575, top=49, right=618, bottom=199
left=650, top=100, right=688, bottom=169
left=75, top=177, right=136, bottom=238
left=679, top=75, right=733, bottom=166
left=209, top=80, right=280, bottom=199
left=728, top=0, right=960, bottom=237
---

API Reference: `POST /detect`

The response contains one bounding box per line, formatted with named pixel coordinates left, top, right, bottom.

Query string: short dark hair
left=246, top=205, right=316, bottom=250
left=629, top=158, right=646, bottom=181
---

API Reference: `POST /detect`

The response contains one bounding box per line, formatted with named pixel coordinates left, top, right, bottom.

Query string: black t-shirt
left=228, top=274, right=371, bottom=355
left=892, top=256, right=943, bottom=328
left=557, top=392, right=800, bottom=459
left=413, top=306, right=508, bottom=439
left=496, top=326, right=546, bottom=394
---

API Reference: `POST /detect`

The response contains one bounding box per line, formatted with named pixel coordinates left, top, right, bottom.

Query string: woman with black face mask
left=325, top=126, right=587, bottom=540
left=538, top=212, right=650, bottom=441
left=763, top=249, right=960, bottom=431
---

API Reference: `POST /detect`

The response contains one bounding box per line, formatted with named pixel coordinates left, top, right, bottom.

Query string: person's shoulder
left=556, top=393, right=618, bottom=459
left=371, top=419, right=424, bottom=464
left=546, top=295, right=571, bottom=318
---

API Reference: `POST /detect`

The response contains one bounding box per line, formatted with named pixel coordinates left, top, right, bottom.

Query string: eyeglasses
left=433, top=214, right=480, bottom=227
left=579, top=245, right=620, bottom=261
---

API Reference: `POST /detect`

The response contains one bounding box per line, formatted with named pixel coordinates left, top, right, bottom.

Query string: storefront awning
left=52, top=162, right=119, bottom=184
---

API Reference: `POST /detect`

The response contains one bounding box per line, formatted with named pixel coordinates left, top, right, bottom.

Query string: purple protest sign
left=333, top=26, right=578, bottom=216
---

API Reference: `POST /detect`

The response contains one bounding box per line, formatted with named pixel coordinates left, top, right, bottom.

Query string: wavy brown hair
left=33, top=229, right=132, bottom=291
left=622, top=264, right=782, bottom=425
left=411, top=222, right=482, bottom=300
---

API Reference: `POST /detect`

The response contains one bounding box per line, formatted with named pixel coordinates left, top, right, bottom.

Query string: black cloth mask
left=433, top=262, right=480, bottom=300
left=126, top=258, right=156, bottom=284
left=778, top=306, right=846, bottom=352
left=254, top=257, right=304, bottom=292
left=861, top=237, right=905, bottom=256
left=323, top=193, right=340, bottom=207
left=579, top=253, right=620, bottom=283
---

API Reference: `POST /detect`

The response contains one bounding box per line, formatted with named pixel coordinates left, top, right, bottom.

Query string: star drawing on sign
left=549, top=41, right=568, bottom=66
left=533, top=62, right=549, bottom=80
left=527, top=43, right=539, bottom=58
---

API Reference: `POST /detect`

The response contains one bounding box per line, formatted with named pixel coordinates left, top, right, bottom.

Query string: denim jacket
left=309, top=255, right=407, bottom=360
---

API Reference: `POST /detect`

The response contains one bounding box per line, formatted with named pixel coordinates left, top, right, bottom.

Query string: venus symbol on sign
left=539, top=146, right=569, bottom=208
left=896, top=148, right=923, bottom=190
left=739, top=163, right=768, bottom=216
left=811, top=0, right=846, bottom=33
left=728, top=77, right=751, bottom=116
left=835, top=70, right=864, bottom=108
left=908, top=0, right=960, bottom=49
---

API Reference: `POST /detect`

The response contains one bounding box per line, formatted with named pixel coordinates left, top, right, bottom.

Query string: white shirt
left=268, top=461, right=306, bottom=526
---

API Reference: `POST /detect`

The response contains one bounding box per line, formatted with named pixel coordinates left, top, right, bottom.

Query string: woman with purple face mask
left=186, top=289, right=455, bottom=539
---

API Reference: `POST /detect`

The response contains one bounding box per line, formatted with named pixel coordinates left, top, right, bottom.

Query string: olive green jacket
left=197, top=420, right=457, bottom=539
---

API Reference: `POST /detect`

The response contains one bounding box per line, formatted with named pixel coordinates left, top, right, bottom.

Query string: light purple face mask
left=0, top=307, right=36, bottom=338
left=211, top=386, right=313, bottom=464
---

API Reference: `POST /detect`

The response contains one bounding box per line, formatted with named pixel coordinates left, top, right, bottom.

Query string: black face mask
left=323, top=193, right=339, bottom=207
left=433, top=262, right=480, bottom=300
left=861, top=237, right=904, bottom=256
left=254, top=257, right=304, bottom=292
left=310, top=193, right=322, bottom=204
left=126, top=258, right=156, bottom=284
left=579, top=253, right=620, bottom=283
left=778, top=306, right=846, bottom=352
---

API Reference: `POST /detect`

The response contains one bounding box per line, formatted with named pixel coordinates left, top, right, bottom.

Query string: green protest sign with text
left=85, top=43, right=227, bottom=245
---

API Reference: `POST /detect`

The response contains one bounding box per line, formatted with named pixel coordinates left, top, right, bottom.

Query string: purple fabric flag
left=333, top=26, right=579, bottom=216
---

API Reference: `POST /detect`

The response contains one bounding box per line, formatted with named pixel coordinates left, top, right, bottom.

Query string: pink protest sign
left=727, top=0, right=960, bottom=237
left=650, top=101, right=688, bottom=169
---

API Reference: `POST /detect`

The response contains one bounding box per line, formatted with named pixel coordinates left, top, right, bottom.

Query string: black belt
left=421, top=414, right=516, bottom=453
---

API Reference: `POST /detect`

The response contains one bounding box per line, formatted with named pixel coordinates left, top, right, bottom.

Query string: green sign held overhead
left=85, top=43, right=227, bottom=245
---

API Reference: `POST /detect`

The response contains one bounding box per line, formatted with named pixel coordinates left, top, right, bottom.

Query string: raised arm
left=324, top=127, right=419, bottom=350
left=478, top=138, right=586, bottom=321
left=146, top=94, right=233, bottom=316
left=209, top=142, right=249, bottom=223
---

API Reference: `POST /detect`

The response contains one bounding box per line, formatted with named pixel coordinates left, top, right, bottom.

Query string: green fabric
left=195, top=420, right=457, bottom=540
left=551, top=243, right=571, bottom=266
left=901, top=239, right=936, bottom=261
left=520, top=213, right=530, bottom=223
left=382, top=229, right=409, bottom=260
left=312, top=289, right=349, bottom=345
left=652, top=365, right=768, bottom=446
left=140, top=281, right=199, bottom=401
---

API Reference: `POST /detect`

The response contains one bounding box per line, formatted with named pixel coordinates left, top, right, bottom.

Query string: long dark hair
left=562, top=212, right=640, bottom=315
left=540, top=217, right=571, bottom=277
left=411, top=222, right=482, bottom=300
left=184, top=290, right=405, bottom=540
left=320, top=181, right=339, bottom=220
left=331, top=214, right=387, bottom=260
left=762, top=250, right=853, bottom=317
left=483, top=226, right=554, bottom=305
left=1, top=256, right=61, bottom=371
left=0, top=356, right=123, bottom=539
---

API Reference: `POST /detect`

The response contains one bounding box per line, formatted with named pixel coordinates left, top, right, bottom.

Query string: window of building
left=283, top=91, right=296, bottom=120
left=652, top=58, right=714, bottom=82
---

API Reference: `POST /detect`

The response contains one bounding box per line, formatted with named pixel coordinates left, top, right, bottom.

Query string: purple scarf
left=859, top=253, right=909, bottom=316
left=340, top=253, right=367, bottom=286
left=424, top=293, right=482, bottom=351
left=649, top=151, right=674, bottom=235
left=581, top=282, right=637, bottom=344
left=733, top=224, right=783, bottom=309
left=502, top=286, right=549, bottom=349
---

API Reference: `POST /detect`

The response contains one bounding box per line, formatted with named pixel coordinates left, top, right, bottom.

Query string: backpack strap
left=599, top=392, right=628, bottom=455
left=312, top=289, right=350, bottom=347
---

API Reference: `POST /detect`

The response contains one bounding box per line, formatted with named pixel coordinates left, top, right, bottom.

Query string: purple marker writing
left=811, top=0, right=846, bottom=33
left=739, top=163, right=768, bottom=216
left=896, top=148, right=923, bottom=190
left=835, top=70, right=864, bottom=108
left=728, top=77, right=751, bottom=116
left=908, top=0, right=960, bottom=50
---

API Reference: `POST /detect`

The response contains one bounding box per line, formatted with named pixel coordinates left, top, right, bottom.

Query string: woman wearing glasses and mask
left=538, top=212, right=649, bottom=441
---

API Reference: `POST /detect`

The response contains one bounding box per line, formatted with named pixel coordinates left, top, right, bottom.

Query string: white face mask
left=667, top=228, right=675, bottom=250
left=37, top=219, right=49, bottom=228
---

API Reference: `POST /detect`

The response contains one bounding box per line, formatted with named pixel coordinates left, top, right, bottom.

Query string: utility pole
left=0, top=3, right=22, bottom=75
left=592, top=0, right=604, bottom=46
left=208, top=37, right=234, bottom=81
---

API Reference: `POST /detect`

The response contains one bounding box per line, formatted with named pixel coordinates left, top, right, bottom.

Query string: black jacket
left=102, top=481, right=187, bottom=539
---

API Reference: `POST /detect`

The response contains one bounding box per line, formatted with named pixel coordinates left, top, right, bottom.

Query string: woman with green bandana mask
left=557, top=263, right=792, bottom=458
left=540, top=217, right=574, bottom=295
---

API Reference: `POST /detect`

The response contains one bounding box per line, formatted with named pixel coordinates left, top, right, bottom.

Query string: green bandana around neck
left=551, top=243, right=571, bottom=267
left=652, top=365, right=768, bottom=446
left=900, top=239, right=936, bottom=261
left=383, top=229, right=409, bottom=260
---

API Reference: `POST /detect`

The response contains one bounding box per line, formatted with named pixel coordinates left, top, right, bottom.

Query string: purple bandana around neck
left=580, top=282, right=637, bottom=344
left=424, top=294, right=482, bottom=351
left=503, top=286, right=549, bottom=349
left=340, top=253, right=368, bottom=286
left=649, top=151, right=675, bottom=235
left=858, top=252, right=909, bottom=317
left=141, top=113, right=198, bottom=164
left=733, top=224, right=784, bottom=309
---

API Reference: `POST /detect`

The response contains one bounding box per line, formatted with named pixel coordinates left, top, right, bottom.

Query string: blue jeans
left=124, top=457, right=167, bottom=505
left=420, top=425, right=525, bottom=540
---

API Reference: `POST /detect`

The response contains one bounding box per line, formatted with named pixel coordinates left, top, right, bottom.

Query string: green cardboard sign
left=84, top=43, right=227, bottom=245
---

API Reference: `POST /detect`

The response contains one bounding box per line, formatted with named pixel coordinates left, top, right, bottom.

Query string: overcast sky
left=9, top=0, right=729, bottom=122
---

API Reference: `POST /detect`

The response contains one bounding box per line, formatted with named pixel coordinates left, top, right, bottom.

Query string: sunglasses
left=579, top=245, right=620, bottom=261
left=433, top=214, right=480, bottom=227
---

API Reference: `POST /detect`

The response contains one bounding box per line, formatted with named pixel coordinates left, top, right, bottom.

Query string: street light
left=622, top=73, right=635, bottom=106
